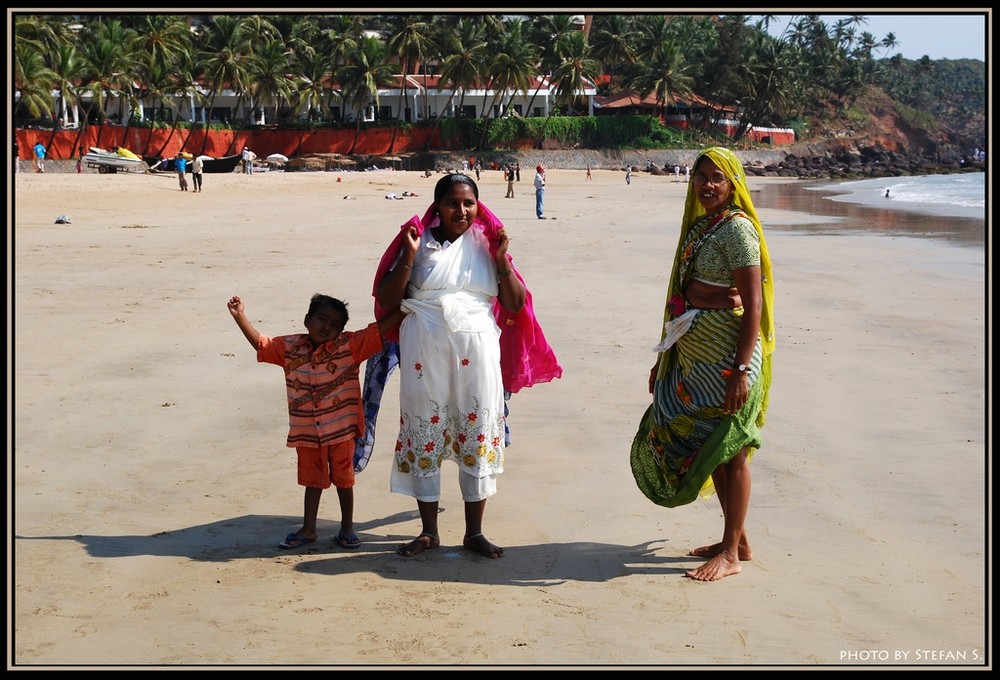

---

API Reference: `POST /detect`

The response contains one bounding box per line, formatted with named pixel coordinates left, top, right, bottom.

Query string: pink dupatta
left=372, top=201, right=562, bottom=394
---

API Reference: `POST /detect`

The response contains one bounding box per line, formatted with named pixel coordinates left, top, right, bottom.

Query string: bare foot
left=688, top=539, right=752, bottom=561
left=397, top=532, right=439, bottom=557
left=685, top=550, right=741, bottom=581
left=463, top=533, right=504, bottom=559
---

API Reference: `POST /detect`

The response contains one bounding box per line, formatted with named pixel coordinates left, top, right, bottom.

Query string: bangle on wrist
left=498, top=268, right=512, bottom=277
left=400, top=263, right=412, bottom=270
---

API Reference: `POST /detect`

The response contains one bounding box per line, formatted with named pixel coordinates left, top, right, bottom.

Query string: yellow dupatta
left=656, top=146, right=776, bottom=423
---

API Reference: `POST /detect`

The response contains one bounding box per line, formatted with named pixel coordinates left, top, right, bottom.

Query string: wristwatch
left=735, top=363, right=749, bottom=373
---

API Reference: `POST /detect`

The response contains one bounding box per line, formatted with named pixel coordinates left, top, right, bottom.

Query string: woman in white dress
left=376, top=174, right=528, bottom=558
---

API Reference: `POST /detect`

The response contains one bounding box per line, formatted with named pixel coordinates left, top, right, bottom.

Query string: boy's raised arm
left=227, top=295, right=261, bottom=349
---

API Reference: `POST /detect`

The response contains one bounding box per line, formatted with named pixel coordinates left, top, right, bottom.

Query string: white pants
left=391, top=464, right=497, bottom=503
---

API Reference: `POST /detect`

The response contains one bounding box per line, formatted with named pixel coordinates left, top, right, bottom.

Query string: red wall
left=14, top=122, right=794, bottom=161
left=14, top=126, right=441, bottom=160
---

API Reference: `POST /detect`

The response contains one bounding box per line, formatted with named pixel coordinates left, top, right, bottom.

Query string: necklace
left=678, top=206, right=740, bottom=285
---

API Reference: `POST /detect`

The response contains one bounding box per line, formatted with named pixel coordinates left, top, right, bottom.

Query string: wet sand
left=753, top=179, right=985, bottom=246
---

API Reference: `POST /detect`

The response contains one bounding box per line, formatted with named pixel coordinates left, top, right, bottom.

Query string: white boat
left=83, top=147, right=145, bottom=174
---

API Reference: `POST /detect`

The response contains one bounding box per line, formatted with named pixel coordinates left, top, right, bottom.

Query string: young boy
left=228, top=293, right=403, bottom=550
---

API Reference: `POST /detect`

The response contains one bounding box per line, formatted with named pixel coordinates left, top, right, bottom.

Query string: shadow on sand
left=15, top=507, right=698, bottom=586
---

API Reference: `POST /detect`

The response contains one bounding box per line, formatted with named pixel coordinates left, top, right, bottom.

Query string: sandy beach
left=9, top=166, right=989, bottom=669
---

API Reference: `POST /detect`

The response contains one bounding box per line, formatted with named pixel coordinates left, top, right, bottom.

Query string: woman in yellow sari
left=631, top=147, right=775, bottom=581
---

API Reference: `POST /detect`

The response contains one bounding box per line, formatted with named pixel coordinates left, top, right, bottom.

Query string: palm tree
left=247, top=38, right=295, bottom=127
left=129, top=15, right=191, bottom=155
left=474, top=18, right=537, bottom=150
left=535, top=31, right=600, bottom=148
left=524, top=14, right=579, bottom=117
left=321, top=14, right=368, bottom=121
left=337, top=34, right=392, bottom=155
left=131, top=14, right=191, bottom=78
left=13, top=42, right=57, bottom=126
left=880, top=32, right=899, bottom=55
left=199, top=15, right=253, bottom=135
left=627, top=43, right=695, bottom=125
left=290, top=52, right=340, bottom=157
left=76, top=19, right=140, bottom=151
left=423, top=18, right=487, bottom=151
left=50, top=41, right=89, bottom=156
left=147, top=48, right=206, bottom=159
left=551, top=31, right=601, bottom=115
left=730, top=31, right=802, bottom=139
left=293, top=52, right=336, bottom=124
left=385, top=14, right=434, bottom=152
left=589, top=15, right=637, bottom=93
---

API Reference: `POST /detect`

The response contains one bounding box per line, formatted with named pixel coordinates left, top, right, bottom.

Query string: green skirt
left=631, top=307, right=768, bottom=508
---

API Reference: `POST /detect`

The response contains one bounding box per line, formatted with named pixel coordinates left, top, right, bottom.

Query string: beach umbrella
left=266, top=153, right=289, bottom=162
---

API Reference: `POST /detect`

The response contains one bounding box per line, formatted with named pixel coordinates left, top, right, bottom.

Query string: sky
left=752, top=12, right=988, bottom=61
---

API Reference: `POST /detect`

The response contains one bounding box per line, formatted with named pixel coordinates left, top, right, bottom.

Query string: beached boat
left=145, top=154, right=242, bottom=174
left=83, top=147, right=146, bottom=174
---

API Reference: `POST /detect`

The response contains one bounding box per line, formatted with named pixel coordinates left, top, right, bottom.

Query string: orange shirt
left=258, top=323, right=384, bottom=448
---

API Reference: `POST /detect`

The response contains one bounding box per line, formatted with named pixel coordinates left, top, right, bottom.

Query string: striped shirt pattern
left=258, top=323, right=383, bottom=448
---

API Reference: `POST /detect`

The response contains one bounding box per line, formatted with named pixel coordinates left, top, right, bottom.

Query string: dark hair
left=307, top=294, right=348, bottom=324
left=434, top=173, right=479, bottom=206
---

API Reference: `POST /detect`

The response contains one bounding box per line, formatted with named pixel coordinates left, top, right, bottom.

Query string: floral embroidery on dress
left=394, top=397, right=505, bottom=477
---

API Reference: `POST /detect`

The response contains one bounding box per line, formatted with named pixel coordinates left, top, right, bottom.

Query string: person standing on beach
left=673, top=164, right=681, bottom=182
left=586, top=165, right=592, bottom=181
left=370, top=173, right=561, bottom=559
left=514, top=162, right=520, bottom=181
left=33, top=142, right=46, bottom=173
left=227, top=293, right=403, bottom=550
left=505, top=165, right=515, bottom=198
left=191, top=155, right=204, bottom=192
left=533, top=165, right=546, bottom=219
left=631, top=146, right=775, bottom=582
left=626, top=167, right=632, bottom=185
left=242, top=146, right=256, bottom=175
left=174, top=153, right=188, bottom=191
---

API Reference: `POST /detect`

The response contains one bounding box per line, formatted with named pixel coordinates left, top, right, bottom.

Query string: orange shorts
left=296, top=440, right=355, bottom=490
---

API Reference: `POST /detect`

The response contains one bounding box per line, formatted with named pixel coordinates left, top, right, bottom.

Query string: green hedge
left=436, top=114, right=709, bottom=150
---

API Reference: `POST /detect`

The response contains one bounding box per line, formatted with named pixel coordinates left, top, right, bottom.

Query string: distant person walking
left=505, top=166, right=515, bottom=198
left=242, top=146, right=256, bottom=175
left=684, top=164, right=690, bottom=182
left=626, top=167, right=633, bottom=185
left=674, top=164, right=681, bottom=182
left=515, top=162, right=521, bottom=182
left=533, top=165, right=546, bottom=219
left=586, top=165, right=592, bottom=181
left=33, top=142, right=46, bottom=173
left=192, top=155, right=204, bottom=192
left=175, top=153, right=189, bottom=191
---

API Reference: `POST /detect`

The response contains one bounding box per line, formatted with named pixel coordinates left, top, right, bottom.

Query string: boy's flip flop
left=335, top=532, right=362, bottom=549
left=279, top=533, right=316, bottom=550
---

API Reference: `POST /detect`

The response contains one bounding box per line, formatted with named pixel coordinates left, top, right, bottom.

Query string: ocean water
left=812, top=173, right=985, bottom=220
left=752, top=172, right=986, bottom=247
